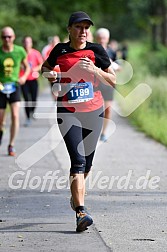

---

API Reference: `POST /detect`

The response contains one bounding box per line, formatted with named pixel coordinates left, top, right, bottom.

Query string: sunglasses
left=1, top=35, right=13, bottom=39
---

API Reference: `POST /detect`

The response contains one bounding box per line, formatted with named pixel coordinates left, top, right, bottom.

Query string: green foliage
left=14, top=15, right=60, bottom=50
left=0, top=0, right=167, bottom=48
left=116, top=42, right=167, bottom=147
left=130, top=108, right=167, bottom=146
left=0, top=0, right=156, bottom=47
left=134, top=41, right=167, bottom=77
left=16, top=0, right=46, bottom=16
left=142, top=45, right=167, bottom=76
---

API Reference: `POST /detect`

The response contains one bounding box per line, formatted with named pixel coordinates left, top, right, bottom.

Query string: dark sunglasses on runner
left=1, top=35, right=13, bottom=39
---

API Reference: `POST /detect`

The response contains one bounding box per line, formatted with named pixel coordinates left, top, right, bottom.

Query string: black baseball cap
left=68, top=11, right=94, bottom=26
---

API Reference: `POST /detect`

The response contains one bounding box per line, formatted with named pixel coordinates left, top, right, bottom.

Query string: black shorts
left=0, top=86, right=21, bottom=109
left=99, top=83, right=114, bottom=101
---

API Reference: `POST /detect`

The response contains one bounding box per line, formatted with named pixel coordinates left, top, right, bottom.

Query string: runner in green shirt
left=0, top=26, right=30, bottom=156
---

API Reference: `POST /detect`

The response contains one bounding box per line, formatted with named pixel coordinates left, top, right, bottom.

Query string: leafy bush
left=116, top=42, right=167, bottom=147
left=141, top=45, right=167, bottom=76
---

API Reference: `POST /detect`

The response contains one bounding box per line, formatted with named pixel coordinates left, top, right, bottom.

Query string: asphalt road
left=0, top=87, right=167, bottom=252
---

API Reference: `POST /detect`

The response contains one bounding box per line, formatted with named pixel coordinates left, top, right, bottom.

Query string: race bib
left=1, top=82, right=16, bottom=95
left=67, top=82, right=94, bottom=103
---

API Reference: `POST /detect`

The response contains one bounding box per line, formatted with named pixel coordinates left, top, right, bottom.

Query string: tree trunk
left=160, top=0, right=167, bottom=45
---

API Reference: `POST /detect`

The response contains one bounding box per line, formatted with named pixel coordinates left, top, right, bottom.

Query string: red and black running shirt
left=47, top=41, right=111, bottom=112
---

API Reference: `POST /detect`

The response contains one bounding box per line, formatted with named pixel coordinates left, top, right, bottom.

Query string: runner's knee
left=11, top=112, right=19, bottom=121
left=70, top=163, right=86, bottom=174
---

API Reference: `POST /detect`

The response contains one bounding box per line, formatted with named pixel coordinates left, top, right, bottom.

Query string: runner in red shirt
left=42, top=11, right=116, bottom=232
left=21, top=36, right=43, bottom=126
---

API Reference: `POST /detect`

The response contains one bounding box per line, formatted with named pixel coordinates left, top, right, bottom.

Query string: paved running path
left=0, top=87, right=167, bottom=252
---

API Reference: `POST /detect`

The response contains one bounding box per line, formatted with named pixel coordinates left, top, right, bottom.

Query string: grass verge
left=115, top=41, right=167, bottom=147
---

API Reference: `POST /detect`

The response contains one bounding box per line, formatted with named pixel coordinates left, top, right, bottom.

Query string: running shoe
left=70, top=196, right=76, bottom=211
left=8, top=145, right=16, bottom=156
left=24, top=118, right=31, bottom=127
left=100, top=134, right=107, bottom=142
left=76, top=210, right=93, bottom=232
